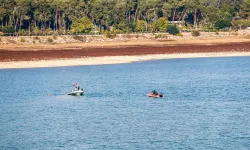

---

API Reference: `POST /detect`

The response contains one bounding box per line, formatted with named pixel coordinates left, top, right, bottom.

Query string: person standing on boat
left=73, top=84, right=80, bottom=91
left=152, top=90, right=158, bottom=95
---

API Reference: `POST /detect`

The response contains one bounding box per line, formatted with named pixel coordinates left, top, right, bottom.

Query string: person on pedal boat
left=73, top=84, right=81, bottom=91
left=152, top=90, right=158, bottom=95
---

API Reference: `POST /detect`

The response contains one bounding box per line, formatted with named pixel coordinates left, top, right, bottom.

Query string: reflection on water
left=0, top=57, right=250, bottom=149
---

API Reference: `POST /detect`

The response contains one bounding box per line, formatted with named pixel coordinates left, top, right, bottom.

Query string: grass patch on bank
left=192, top=30, right=200, bottom=37
left=20, top=38, right=25, bottom=43
left=72, top=35, right=87, bottom=42
left=34, top=36, right=40, bottom=40
left=7, top=39, right=16, bottom=44
left=53, top=35, right=57, bottom=40
left=155, top=34, right=168, bottom=39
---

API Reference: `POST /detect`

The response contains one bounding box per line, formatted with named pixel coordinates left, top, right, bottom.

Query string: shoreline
left=1, top=52, right=250, bottom=69
left=1, top=37, right=250, bottom=69
left=1, top=36, right=250, bottom=51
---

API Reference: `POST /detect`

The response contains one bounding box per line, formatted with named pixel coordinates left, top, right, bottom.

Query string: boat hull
left=68, top=90, right=84, bottom=96
left=147, top=93, right=163, bottom=98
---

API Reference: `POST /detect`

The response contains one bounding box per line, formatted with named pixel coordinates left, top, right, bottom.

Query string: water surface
left=0, top=57, right=250, bottom=149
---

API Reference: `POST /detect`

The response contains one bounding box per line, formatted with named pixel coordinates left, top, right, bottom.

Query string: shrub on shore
left=175, top=33, right=183, bottom=37
left=32, top=27, right=42, bottom=36
left=53, top=34, right=57, bottom=40
left=156, top=17, right=168, bottom=32
left=72, top=35, right=87, bottom=42
left=215, top=20, right=231, bottom=29
left=46, top=28, right=54, bottom=35
left=2, top=26, right=15, bottom=35
left=232, top=19, right=250, bottom=29
left=135, top=20, right=146, bottom=32
left=70, top=18, right=93, bottom=34
left=104, top=31, right=116, bottom=39
left=18, top=29, right=29, bottom=36
left=167, top=25, right=180, bottom=35
left=47, top=38, right=53, bottom=43
left=192, top=30, right=200, bottom=37
left=154, top=34, right=168, bottom=39
left=20, top=38, right=25, bottom=43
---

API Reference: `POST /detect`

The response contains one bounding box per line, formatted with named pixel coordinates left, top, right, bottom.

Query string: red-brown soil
left=0, top=42, right=250, bottom=62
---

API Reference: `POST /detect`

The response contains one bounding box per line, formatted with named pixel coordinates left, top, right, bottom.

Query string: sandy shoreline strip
left=1, top=52, right=250, bottom=69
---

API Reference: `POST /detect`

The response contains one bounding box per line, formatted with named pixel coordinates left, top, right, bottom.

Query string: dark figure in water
left=152, top=90, right=158, bottom=95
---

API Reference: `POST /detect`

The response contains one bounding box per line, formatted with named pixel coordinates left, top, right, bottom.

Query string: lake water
left=0, top=57, right=250, bottom=150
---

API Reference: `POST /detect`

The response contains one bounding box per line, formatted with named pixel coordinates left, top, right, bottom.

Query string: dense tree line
left=0, top=0, right=250, bottom=35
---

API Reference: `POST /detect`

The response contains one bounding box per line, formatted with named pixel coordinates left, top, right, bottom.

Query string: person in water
left=152, top=90, right=158, bottom=95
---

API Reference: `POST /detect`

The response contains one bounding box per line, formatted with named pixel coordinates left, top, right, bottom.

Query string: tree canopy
left=0, top=0, right=249, bottom=35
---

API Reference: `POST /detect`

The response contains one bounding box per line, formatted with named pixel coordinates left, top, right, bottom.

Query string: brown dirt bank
left=0, top=42, right=250, bottom=62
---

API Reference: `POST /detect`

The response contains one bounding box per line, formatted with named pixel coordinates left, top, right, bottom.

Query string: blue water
left=0, top=57, right=250, bottom=150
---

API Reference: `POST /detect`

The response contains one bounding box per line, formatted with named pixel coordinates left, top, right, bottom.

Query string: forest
left=0, top=0, right=250, bottom=36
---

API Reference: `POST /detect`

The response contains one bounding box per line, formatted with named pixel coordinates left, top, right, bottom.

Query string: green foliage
left=104, top=30, right=116, bottom=39
left=112, top=28, right=122, bottom=34
left=176, top=33, right=183, bottom=37
left=220, top=4, right=235, bottom=20
left=2, top=26, right=15, bottom=34
left=0, top=0, right=249, bottom=36
left=70, top=18, right=93, bottom=33
left=32, top=27, right=42, bottom=35
left=135, top=20, right=146, bottom=32
left=18, top=29, right=29, bottom=36
left=167, top=25, right=179, bottom=35
left=215, top=20, right=231, bottom=29
left=129, top=23, right=136, bottom=32
left=241, top=0, right=250, bottom=18
left=206, top=27, right=218, bottom=32
left=116, top=23, right=130, bottom=33
left=156, top=18, right=168, bottom=32
left=232, top=19, right=250, bottom=29
left=192, top=30, right=200, bottom=37
left=151, top=22, right=156, bottom=33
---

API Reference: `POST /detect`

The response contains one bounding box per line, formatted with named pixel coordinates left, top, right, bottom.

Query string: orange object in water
left=147, top=92, right=163, bottom=98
